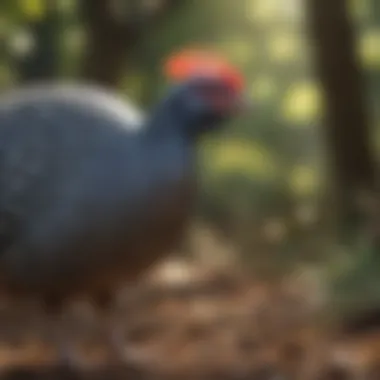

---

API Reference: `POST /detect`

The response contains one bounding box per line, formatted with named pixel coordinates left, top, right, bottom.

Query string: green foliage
left=326, top=240, right=380, bottom=321
left=1, top=0, right=379, bottom=269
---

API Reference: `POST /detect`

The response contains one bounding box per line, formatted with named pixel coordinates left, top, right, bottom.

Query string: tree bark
left=306, top=0, right=377, bottom=240
left=79, top=0, right=186, bottom=88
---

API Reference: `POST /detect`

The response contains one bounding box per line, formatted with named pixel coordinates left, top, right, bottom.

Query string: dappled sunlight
left=268, top=32, right=304, bottom=63
left=288, top=165, right=320, bottom=197
left=1, top=0, right=379, bottom=378
left=202, top=139, right=277, bottom=180
left=18, top=0, right=46, bottom=21
left=246, top=0, right=285, bottom=24
left=359, top=29, right=380, bottom=69
left=281, top=82, right=323, bottom=124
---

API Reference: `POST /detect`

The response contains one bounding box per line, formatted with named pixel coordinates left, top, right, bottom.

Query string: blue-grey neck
left=141, top=83, right=218, bottom=143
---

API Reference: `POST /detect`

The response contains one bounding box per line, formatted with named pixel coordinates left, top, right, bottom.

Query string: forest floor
left=0, top=260, right=379, bottom=380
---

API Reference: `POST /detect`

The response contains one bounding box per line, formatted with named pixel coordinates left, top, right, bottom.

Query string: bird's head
left=162, top=48, right=247, bottom=136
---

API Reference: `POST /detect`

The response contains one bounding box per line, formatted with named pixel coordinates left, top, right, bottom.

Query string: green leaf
left=19, top=0, right=45, bottom=21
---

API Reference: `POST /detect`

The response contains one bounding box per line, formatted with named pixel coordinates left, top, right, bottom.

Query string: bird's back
left=0, top=83, right=195, bottom=298
left=0, top=83, right=144, bottom=130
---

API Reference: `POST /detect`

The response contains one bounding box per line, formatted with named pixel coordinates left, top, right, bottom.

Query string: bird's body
left=0, top=49, right=246, bottom=365
left=0, top=84, right=196, bottom=303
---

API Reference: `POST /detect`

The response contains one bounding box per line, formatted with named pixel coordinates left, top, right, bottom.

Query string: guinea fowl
left=0, top=49, right=246, bottom=365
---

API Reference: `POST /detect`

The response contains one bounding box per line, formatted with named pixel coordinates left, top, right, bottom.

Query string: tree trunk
left=306, top=0, right=377, bottom=241
left=15, top=2, right=61, bottom=83
left=79, top=0, right=186, bottom=88
left=79, top=0, right=130, bottom=88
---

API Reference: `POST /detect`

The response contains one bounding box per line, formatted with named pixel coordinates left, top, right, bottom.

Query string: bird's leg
left=107, top=310, right=128, bottom=363
left=43, top=297, right=81, bottom=369
left=95, top=292, right=128, bottom=364
left=96, top=288, right=147, bottom=365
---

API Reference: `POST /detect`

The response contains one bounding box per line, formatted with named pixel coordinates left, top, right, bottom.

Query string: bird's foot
left=108, top=325, right=153, bottom=367
left=55, top=337, right=82, bottom=371
left=107, top=323, right=128, bottom=364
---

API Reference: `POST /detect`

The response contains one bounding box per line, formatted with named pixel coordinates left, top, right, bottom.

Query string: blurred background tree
left=0, top=0, right=379, bottom=280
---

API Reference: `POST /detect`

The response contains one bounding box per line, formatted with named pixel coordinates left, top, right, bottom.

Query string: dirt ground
left=0, top=263, right=379, bottom=380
